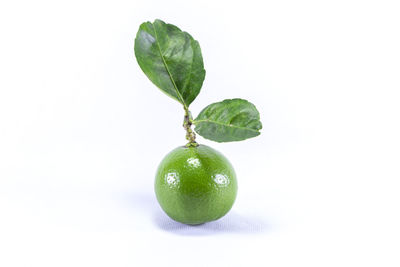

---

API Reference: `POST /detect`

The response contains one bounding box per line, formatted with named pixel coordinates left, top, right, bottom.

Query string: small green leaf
left=134, top=19, right=206, bottom=107
left=193, top=99, right=262, bottom=142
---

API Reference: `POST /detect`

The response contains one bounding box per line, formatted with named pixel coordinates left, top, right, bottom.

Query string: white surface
left=1, top=0, right=400, bottom=266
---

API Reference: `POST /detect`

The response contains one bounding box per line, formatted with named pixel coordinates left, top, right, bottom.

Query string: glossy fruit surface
left=155, top=144, right=237, bottom=225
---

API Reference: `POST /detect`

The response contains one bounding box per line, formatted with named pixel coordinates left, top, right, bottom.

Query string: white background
left=1, top=0, right=399, bottom=266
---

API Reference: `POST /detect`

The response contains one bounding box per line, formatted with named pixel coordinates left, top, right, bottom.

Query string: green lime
left=155, top=144, right=237, bottom=225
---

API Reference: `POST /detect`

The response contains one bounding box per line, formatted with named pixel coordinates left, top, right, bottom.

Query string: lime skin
left=155, top=144, right=238, bottom=225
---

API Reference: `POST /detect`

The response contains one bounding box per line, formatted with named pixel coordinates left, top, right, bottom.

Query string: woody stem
left=183, top=108, right=198, bottom=147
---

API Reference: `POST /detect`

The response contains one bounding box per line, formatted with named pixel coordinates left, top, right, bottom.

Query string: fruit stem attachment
left=183, top=108, right=198, bottom=147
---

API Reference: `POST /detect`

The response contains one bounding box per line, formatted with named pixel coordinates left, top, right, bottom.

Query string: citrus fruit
left=155, top=144, right=237, bottom=225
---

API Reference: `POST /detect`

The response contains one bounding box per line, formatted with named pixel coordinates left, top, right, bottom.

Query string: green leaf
left=134, top=19, right=206, bottom=107
left=193, top=99, right=262, bottom=142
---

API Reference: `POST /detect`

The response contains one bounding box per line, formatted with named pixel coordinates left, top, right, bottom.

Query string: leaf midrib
left=152, top=24, right=187, bottom=108
left=193, top=119, right=260, bottom=133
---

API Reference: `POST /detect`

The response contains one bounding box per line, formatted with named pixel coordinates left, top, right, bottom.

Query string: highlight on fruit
left=134, top=19, right=262, bottom=225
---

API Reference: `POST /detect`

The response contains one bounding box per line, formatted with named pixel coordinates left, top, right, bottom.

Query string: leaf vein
left=152, top=24, right=187, bottom=108
left=194, top=119, right=260, bottom=133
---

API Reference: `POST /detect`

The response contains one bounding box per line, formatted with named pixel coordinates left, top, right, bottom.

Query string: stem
left=183, top=107, right=198, bottom=147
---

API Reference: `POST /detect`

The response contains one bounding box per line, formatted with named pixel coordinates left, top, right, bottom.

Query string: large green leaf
left=134, top=19, right=205, bottom=107
left=193, top=99, right=262, bottom=142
